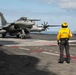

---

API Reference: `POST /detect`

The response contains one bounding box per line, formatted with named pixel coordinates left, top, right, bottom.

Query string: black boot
left=58, top=59, right=64, bottom=63
left=66, top=59, right=70, bottom=64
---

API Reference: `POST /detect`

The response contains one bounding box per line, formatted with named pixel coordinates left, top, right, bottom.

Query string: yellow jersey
left=57, top=28, right=72, bottom=41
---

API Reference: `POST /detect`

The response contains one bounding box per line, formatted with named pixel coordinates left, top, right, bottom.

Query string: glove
left=57, top=42, right=60, bottom=45
left=57, top=40, right=60, bottom=45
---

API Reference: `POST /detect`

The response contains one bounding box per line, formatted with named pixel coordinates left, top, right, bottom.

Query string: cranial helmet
left=62, top=22, right=68, bottom=27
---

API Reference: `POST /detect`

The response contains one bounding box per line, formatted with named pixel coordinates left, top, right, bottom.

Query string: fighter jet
left=30, top=22, right=60, bottom=33
left=0, top=12, right=40, bottom=39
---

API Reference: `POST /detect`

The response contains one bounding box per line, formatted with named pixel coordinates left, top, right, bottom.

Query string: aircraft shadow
left=0, top=48, right=58, bottom=75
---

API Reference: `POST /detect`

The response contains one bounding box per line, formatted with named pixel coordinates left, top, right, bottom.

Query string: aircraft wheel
left=2, top=33, right=6, bottom=38
left=21, top=35, right=26, bottom=39
left=16, top=34, right=19, bottom=38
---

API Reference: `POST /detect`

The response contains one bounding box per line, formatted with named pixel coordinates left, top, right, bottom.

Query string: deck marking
left=31, top=50, right=43, bottom=53
left=9, top=46, right=19, bottom=48
left=19, top=47, right=30, bottom=50
left=42, top=52, right=59, bottom=56
left=42, top=51, right=76, bottom=60
left=19, top=47, right=76, bottom=60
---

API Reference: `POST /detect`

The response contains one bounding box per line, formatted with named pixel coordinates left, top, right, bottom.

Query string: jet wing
left=0, top=29, right=6, bottom=34
left=0, top=26, right=6, bottom=34
left=2, top=23, right=13, bottom=28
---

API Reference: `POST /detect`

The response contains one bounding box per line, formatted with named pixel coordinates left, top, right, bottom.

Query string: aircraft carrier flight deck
left=0, top=33, right=76, bottom=75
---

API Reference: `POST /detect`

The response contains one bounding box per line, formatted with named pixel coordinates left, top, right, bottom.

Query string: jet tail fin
left=0, top=12, right=7, bottom=26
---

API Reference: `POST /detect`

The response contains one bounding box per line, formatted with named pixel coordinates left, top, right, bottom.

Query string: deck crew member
left=57, top=22, right=72, bottom=63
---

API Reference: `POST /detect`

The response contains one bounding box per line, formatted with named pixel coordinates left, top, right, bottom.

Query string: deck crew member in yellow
left=57, top=22, right=72, bottom=63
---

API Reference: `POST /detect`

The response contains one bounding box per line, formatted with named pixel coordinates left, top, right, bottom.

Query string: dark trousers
left=59, top=40, right=70, bottom=62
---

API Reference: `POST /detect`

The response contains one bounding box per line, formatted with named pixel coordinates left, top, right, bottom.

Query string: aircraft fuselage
left=14, top=20, right=35, bottom=28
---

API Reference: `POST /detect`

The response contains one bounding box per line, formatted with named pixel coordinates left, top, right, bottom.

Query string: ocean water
left=33, top=31, right=75, bottom=34
left=41, top=31, right=58, bottom=34
left=31, top=31, right=58, bottom=34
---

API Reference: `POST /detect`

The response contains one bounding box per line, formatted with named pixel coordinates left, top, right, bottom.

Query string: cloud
left=45, top=0, right=76, bottom=9
left=46, top=0, right=54, bottom=4
left=59, top=0, right=76, bottom=9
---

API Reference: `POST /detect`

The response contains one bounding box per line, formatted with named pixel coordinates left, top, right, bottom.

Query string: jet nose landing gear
left=20, top=29, right=31, bottom=39
left=20, top=34, right=26, bottom=39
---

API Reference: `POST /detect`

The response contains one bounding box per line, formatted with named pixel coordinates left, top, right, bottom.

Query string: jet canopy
left=17, top=17, right=28, bottom=21
left=17, top=17, right=41, bottom=21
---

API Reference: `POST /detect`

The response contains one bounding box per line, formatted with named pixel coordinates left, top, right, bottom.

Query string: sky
left=0, top=0, right=76, bottom=31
